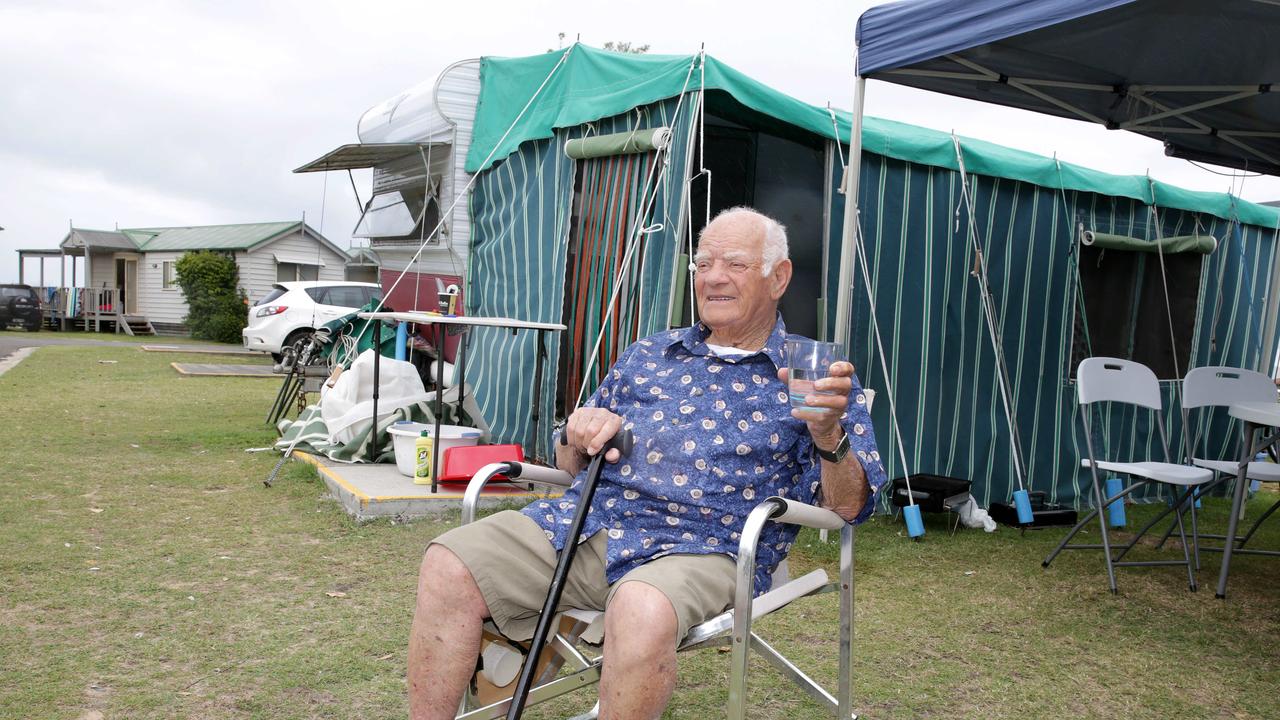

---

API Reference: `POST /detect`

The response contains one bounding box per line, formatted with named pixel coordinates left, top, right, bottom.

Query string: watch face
left=818, top=433, right=849, bottom=462
left=835, top=433, right=850, bottom=459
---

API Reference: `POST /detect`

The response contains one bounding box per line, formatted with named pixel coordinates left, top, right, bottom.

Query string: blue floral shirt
left=523, top=316, right=887, bottom=594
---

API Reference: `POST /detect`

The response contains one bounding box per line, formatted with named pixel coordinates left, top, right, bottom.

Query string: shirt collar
left=668, top=313, right=788, bottom=368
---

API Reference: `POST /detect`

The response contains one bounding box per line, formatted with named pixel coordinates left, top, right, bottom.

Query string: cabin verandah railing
left=33, top=286, right=155, bottom=335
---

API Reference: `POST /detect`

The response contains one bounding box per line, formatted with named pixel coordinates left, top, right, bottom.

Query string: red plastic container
left=439, top=444, right=525, bottom=484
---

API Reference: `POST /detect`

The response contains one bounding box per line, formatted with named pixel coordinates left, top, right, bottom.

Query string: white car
left=243, top=281, right=382, bottom=360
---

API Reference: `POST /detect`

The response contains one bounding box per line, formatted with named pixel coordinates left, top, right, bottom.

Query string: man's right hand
left=562, top=407, right=625, bottom=463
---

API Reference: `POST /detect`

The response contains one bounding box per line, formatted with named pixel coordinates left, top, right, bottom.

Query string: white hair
left=702, top=206, right=789, bottom=275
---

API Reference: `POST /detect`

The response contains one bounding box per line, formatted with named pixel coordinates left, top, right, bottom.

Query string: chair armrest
left=766, top=497, right=846, bottom=531
left=732, top=497, right=845, bottom=603
left=506, top=461, right=575, bottom=488
left=461, top=461, right=575, bottom=525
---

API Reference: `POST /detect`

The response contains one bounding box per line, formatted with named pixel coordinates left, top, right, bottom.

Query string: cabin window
left=277, top=262, right=320, bottom=282
left=1070, top=244, right=1203, bottom=380
left=355, top=180, right=442, bottom=246
left=161, top=261, right=176, bottom=290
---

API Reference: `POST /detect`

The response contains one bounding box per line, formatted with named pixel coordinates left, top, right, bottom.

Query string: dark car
left=0, top=284, right=43, bottom=331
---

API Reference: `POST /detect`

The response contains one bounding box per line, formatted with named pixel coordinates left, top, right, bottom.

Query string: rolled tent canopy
left=564, top=127, right=671, bottom=160
left=1081, top=232, right=1218, bottom=255
left=855, top=0, right=1280, bottom=176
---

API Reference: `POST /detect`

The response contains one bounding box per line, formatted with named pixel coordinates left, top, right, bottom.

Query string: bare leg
left=599, top=582, right=679, bottom=720
left=408, top=544, right=490, bottom=720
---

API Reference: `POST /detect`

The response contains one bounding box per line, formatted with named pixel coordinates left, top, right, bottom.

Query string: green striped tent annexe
left=467, top=133, right=575, bottom=459
left=465, top=97, right=1277, bottom=505
left=828, top=150, right=1280, bottom=511
left=466, top=97, right=695, bottom=458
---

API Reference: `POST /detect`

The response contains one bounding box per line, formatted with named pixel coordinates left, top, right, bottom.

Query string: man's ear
left=769, top=259, right=792, bottom=300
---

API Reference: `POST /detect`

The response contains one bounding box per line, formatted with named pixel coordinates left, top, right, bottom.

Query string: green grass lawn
left=1, top=345, right=1277, bottom=719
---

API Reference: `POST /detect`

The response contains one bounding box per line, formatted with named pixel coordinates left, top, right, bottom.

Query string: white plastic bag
left=321, top=349, right=433, bottom=446
left=955, top=495, right=998, bottom=532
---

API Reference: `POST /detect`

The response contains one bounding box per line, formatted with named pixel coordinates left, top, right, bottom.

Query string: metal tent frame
left=833, top=0, right=1280, bottom=513
left=838, top=0, right=1280, bottom=350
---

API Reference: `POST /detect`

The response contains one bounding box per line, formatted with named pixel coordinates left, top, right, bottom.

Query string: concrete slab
left=171, top=362, right=278, bottom=377
left=294, top=451, right=563, bottom=521
left=143, top=344, right=258, bottom=355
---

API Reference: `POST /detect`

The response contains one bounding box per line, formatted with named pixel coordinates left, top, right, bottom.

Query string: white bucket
left=388, top=422, right=483, bottom=477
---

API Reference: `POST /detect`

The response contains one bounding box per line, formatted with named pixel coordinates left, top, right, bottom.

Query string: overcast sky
left=5, top=0, right=1280, bottom=286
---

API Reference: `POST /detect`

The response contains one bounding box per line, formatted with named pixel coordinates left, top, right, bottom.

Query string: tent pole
left=834, top=75, right=866, bottom=351
left=951, top=137, right=1031, bottom=518
left=838, top=69, right=920, bottom=536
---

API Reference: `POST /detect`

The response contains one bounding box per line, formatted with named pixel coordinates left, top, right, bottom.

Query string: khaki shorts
left=430, top=510, right=737, bottom=645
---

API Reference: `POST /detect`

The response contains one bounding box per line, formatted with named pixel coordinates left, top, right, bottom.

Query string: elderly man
left=408, top=207, right=886, bottom=720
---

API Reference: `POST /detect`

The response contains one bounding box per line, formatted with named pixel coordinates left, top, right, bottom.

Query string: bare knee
left=600, top=582, right=678, bottom=719
left=417, top=544, right=489, bottom=619
left=605, top=581, right=679, bottom=657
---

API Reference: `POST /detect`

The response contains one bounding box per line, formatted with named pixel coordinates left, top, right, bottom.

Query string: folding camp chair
left=455, top=461, right=858, bottom=720
left=1160, top=366, right=1280, bottom=561
left=1043, top=357, right=1213, bottom=593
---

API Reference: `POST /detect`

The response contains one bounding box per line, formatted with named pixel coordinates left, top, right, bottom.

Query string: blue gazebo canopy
left=855, top=0, right=1280, bottom=176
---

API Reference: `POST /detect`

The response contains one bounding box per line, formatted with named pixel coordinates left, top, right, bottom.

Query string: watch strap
left=815, top=431, right=850, bottom=463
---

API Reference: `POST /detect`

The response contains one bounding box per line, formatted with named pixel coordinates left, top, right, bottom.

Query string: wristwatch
left=815, top=431, right=850, bottom=463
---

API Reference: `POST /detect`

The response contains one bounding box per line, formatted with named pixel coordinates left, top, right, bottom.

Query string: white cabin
left=39, top=221, right=349, bottom=335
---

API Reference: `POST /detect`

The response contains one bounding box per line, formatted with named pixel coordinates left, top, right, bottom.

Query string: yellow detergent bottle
left=414, top=430, right=434, bottom=485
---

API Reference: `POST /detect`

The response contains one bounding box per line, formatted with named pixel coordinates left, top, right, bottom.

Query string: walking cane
left=505, top=428, right=634, bottom=720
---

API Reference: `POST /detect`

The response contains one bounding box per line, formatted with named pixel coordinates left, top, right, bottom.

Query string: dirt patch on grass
left=77, top=683, right=110, bottom=720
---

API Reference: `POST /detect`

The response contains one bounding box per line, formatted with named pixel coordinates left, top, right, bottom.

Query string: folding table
left=357, top=311, right=566, bottom=491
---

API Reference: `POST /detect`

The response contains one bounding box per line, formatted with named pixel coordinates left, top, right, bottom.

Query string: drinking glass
left=786, top=339, right=844, bottom=411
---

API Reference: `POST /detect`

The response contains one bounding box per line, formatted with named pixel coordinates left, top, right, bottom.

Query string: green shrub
left=174, top=251, right=248, bottom=343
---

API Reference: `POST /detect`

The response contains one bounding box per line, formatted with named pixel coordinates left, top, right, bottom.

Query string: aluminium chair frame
left=1043, top=358, right=1208, bottom=593
left=455, top=461, right=859, bottom=720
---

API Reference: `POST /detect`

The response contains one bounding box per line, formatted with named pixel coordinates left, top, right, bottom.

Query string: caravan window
left=354, top=183, right=442, bottom=245
left=1070, top=243, right=1202, bottom=380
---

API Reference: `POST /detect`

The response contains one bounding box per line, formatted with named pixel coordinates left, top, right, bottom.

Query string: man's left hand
left=777, top=361, right=853, bottom=447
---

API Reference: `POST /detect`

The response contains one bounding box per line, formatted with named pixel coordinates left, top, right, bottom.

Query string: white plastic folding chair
left=1161, top=366, right=1280, bottom=561
left=455, top=460, right=859, bottom=720
left=1043, top=357, right=1213, bottom=593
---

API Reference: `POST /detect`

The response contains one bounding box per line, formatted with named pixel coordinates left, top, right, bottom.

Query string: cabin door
left=115, top=257, right=139, bottom=315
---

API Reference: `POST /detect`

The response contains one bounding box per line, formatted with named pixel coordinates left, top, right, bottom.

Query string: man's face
left=693, top=215, right=790, bottom=337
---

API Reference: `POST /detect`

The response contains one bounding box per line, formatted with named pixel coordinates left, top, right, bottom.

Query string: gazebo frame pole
left=834, top=73, right=866, bottom=351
